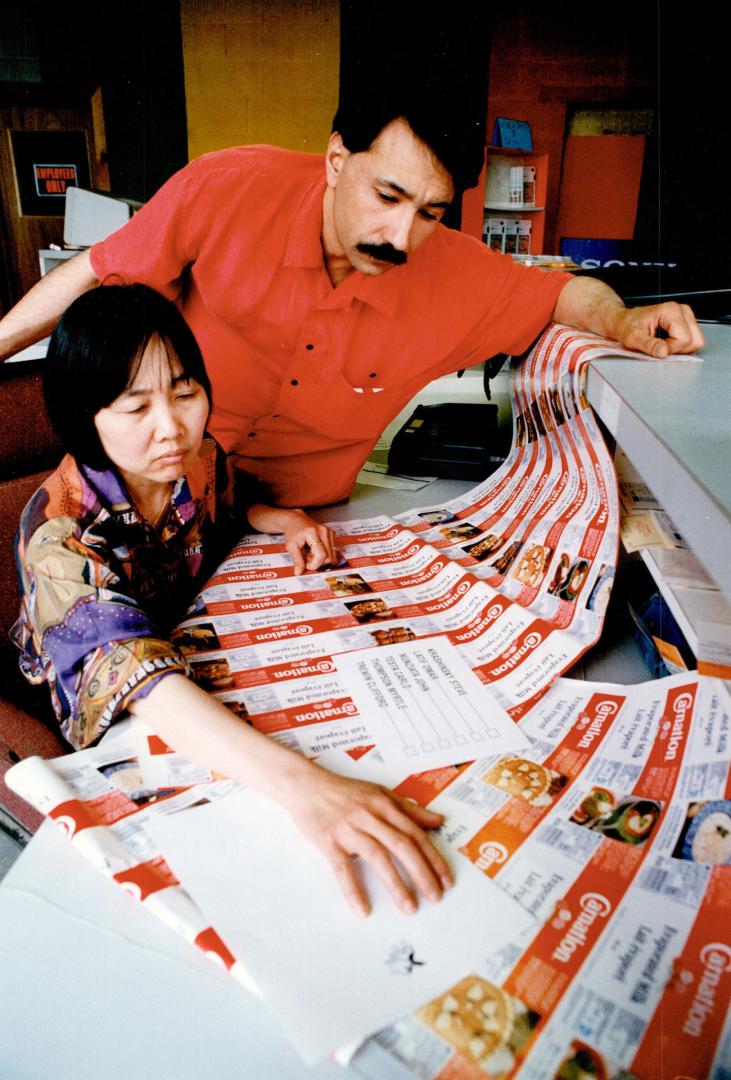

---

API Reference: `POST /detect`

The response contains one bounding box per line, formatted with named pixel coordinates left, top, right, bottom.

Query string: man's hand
left=553, top=276, right=705, bottom=358
left=286, top=764, right=453, bottom=917
left=280, top=510, right=339, bottom=573
left=607, top=301, right=705, bottom=358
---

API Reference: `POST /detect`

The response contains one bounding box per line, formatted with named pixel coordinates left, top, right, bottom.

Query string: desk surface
left=0, top=823, right=347, bottom=1080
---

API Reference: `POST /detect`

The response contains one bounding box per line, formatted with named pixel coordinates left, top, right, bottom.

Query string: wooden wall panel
left=181, top=0, right=340, bottom=160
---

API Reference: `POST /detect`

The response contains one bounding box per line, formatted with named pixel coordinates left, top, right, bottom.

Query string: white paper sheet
left=356, top=461, right=437, bottom=490
left=333, top=638, right=529, bottom=770
left=149, top=789, right=535, bottom=1065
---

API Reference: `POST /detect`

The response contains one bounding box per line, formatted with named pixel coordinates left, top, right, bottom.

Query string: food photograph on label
left=570, top=790, right=662, bottom=845
left=324, top=573, right=372, bottom=596
left=483, top=756, right=569, bottom=807
left=672, top=799, right=731, bottom=864
left=416, top=974, right=540, bottom=1077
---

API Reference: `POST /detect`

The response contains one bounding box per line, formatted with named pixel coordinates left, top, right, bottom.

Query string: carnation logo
left=476, top=840, right=508, bottom=871
left=674, top=692, right=694, bottom=714
left=406, top=544, right=420, bottom=557
left=552, top=892, right=612, bottom=964
left=595, top=699, right=619, bottom=717
left=576, top=699, right=620, bottom=748
left=700, top=943, right=731, bottom=971
left=580, top=892, right=612, bottom=917
left=293, top=700, right=355, bottom=723
left=261, top=572, right=276, bottom=579
left=485, top=627, right=544, bottom=675
left=663, top=689, right=695, bottom=760
left=246, top=548, right=263, bottom=556
left=683, top=943, right=731, bottom=1037
left=275, top=597, right=293, bottom=606
left=258, top=622, right=314, bottom=641
left=455, top=582, right=470, bottom=596
left=52, top=814, right=78, bottom=839
left=273, top=658, right=335, bottom=679
left=487, top=602, right=504, bottom=620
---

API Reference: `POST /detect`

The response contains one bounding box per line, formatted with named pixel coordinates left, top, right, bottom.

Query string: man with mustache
left=0, top=96, right=703, bottom=508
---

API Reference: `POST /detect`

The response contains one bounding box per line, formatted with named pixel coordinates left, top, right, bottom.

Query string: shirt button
left=248, top=431, right=256, bottom=438
left=369, top=372, right=377, bottom=378
left=305, top=343, right=314, bottom=351
left=272, top=414, right=280, bottom=419
left=291, top=379, right=299, bottom=386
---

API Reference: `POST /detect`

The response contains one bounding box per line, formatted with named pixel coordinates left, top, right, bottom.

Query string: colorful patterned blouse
left=13, top=438, right=244, bottom=749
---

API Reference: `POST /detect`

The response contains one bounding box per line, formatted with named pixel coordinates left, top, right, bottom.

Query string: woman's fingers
left=326, top=800, right=452, bottom=915
left=368, top=800, right=454, bottom=895
left=349, top=831, right=421, bottom=914
left=289, top=767, right=453, bottom=916
left=286, top=538, right=306, bottom=575
left=285, top=521, right=339, bottom=574
left=328, top=848, right=372, bottom=918
left=304, top=525, right=339, bottom=569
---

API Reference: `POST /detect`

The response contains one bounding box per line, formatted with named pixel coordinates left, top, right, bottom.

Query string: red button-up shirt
left=91, top=146, right=568, bottom=507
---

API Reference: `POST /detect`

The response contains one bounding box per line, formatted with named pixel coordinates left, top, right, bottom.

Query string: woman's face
left=94, top=335, right=209, bottom=490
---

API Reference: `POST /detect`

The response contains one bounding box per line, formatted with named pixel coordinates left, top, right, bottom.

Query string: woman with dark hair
left=12, top=284, right=451, bottom=917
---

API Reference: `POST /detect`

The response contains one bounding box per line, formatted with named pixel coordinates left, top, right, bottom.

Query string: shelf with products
left=484, top=148, right=547, bottom=255
left=462, top=146, right=549, bottom=255
left=484, top=204, right=545, bottom=212
left=462, top=148, right=547, bottom=250
left=587, top=322, right=731, bottom=678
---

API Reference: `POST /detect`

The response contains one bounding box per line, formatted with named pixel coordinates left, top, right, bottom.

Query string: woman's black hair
left=43, top=284, right=212, bottom=470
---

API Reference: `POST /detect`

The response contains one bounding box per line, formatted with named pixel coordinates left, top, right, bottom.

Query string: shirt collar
left=284, top=174, right=329, bottom=269
left=347, top=227, right=444, bottom=316
left=80, top=461, right=195, bottom=538
left=345, top=266, right=407, bottom=317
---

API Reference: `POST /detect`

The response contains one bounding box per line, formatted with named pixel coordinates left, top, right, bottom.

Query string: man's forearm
left=551, top=274, right=704, bottom=357
left=552, top=275, right=627, bottom=339
left=0, top=250, right=99, bottom=361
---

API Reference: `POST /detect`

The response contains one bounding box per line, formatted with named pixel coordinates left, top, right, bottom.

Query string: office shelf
left=587, top=322, right=731, bottom=672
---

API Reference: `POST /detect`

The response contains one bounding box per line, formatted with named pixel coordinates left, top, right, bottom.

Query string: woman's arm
left=129, top=672, right=452, bottom=917
left=247, top=504, right=340, bottom=574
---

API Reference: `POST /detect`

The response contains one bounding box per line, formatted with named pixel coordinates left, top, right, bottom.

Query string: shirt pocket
left=287, top=371, right=419, bottom=442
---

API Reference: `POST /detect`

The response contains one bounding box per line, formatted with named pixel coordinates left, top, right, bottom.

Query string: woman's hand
left=280, top=510, right=340, bottom=573
left=285, top=762, right=453, bottom=917
left=131, top=675, right=452, bottom=918
left=246, top=504, right=339, bottom=574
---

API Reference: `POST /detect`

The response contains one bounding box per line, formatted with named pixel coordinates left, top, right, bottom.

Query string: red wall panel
left=555, top=135, right=646, bottom=242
